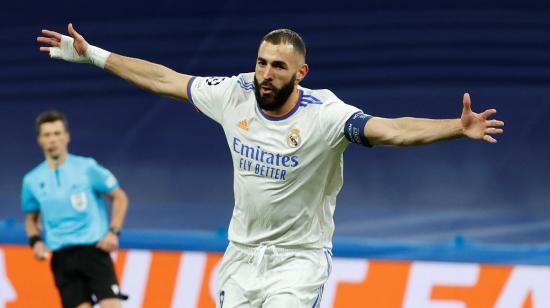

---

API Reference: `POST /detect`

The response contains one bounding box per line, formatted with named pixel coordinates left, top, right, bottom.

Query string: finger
left=99, top=240, right=113, bottom=252
left=41, top=29, right=62, bottom=40
left=462, top=93, right=471, bottom=113
left=35, top=251, right=47, bottom=260
left=487, top=119, right=505, bottom=127
left=481, top=109, right=497, bottom=119
left=37, top=36, right=59, bottom=43
left=483, top=135, right=497, bottom=143
left=485, top=128, right=503, bottom=134
left=107, top=240, right=117, bottom=250
left=39, top=47, right=50, bottom=53
left=68, top=23, right=81, bottom=39
left=37, top=37, right=60, bottom=47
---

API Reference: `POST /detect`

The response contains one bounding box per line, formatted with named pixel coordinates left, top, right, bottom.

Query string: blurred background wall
left=1, top=0, right=549, bottom=244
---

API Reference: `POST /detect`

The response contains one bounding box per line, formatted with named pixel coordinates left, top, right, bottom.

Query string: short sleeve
left=187, top=75, right=238, bottom=124
left=21, top=176, right=39, bottom=213
left=319, top=95, right=364, bottom=148
left=88, top=159, right=119, bottom=193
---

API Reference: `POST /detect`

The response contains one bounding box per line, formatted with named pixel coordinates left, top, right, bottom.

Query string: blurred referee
left=21, top=111, right=129, bottom=308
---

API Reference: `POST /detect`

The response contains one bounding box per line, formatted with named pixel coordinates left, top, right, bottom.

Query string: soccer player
left=37, top=24, right=503, bottom=307
left=21, top=110, right=129, bottom=308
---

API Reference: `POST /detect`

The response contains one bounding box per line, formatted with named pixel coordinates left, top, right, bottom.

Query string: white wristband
left=86, top=45, right=111, bottom=69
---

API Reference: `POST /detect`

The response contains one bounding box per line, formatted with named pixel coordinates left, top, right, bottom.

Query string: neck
left=262, top=87, right=300, bottom=117
left=46, top=152, right=68, bottom=169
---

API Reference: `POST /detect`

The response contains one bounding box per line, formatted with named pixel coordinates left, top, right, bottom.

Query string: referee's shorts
left=51, top=245, right=127, bottom=308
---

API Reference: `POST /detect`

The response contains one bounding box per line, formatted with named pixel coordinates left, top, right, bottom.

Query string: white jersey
left=187, top=72, right=363, bottom=249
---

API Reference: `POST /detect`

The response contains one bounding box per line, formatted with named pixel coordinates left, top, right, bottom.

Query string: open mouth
left=260, top=83, right=275, bottom=95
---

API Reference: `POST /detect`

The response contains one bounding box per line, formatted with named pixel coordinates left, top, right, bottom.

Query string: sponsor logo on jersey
left=233, top=137, right=299, bottom=167
left=233, top=137, right=300, bottom=181
left=237, top=119, right=249, bottom=131
left=287, top=128, right=301, bottom=148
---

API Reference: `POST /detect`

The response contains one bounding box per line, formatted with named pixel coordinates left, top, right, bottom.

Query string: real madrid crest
left=287, top=128, right=301, bottom=148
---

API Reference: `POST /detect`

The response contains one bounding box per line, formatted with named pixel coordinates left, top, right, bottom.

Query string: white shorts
left=215, top=242, right=332, bottom=308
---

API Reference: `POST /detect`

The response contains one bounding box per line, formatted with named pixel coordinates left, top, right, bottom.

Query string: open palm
left=461, top=93, right=504, bottom=143
left=37, top=23, right=89, bottom=59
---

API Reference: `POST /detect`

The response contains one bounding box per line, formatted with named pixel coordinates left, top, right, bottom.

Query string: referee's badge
left=287, top=128, right=301, bottom=148
left=70, top=192, right=88, bottom=212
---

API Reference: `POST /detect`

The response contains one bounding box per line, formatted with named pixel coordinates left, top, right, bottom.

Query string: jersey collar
left=258, top=90, right=303, bottom=121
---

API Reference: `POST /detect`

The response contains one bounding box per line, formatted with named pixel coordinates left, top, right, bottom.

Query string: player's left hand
left=461, top=93, right=504, bottom=143
left=96, top=232, right=119, bottom=253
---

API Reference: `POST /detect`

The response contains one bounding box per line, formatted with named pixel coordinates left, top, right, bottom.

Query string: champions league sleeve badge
left=205, top=77, right=226, bottom=86
left=287, top=128, right=301, bottom=148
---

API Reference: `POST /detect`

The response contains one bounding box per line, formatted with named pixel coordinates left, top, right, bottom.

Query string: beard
left=254, top=74, right=296, bottom=111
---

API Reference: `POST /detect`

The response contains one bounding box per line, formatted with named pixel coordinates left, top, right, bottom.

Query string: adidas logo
left=237, top=119, right=249, bottom=131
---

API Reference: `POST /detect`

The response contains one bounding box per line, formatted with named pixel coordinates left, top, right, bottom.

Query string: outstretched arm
left=364, top=93, right=504, bottom=146
left=37, top=23, right=191, bottom=101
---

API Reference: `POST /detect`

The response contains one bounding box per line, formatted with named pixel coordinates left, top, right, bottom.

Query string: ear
left=296, top=63, right=309, bottom=83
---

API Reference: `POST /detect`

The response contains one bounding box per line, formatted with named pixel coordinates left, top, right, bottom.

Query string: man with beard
left=22, top=110, right=129, bottom=308
left=37, top=24, right=504, bottom=307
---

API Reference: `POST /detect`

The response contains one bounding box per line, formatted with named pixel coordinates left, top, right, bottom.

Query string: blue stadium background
left=1, top=0, right=549, bottom=250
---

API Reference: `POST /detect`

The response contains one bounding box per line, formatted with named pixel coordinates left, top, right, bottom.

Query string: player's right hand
left=32, top=241, right=50, bottom=261
left=37, top=23, right=90, bottom=63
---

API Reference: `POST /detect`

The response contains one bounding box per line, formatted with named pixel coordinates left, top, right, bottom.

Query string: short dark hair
left=262, top=29, right=306, bottom=58
left=36, top=110, right=69, bottom=134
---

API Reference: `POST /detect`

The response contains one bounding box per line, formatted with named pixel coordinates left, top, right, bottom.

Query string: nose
left=262, top=65, right=274, bottom=81
left=46, top=135, right=58, bottom=144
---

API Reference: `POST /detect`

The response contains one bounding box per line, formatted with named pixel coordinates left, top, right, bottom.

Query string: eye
left=273, top=63, right=287, bottom=70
